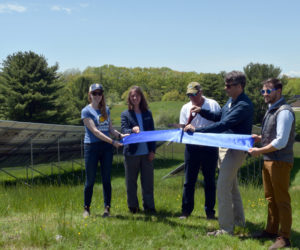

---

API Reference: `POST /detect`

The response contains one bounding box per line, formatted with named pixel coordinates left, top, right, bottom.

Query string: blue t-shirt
left=134, top=113, right=149, bottom=156
left=81, top=105, right=110, bottom=143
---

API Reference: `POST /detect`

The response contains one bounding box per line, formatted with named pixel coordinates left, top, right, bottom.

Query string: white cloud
left=282, top=71, right=300, bottom=78
left=51, top=5, right=71, bottom=14
left=0, top=3, right=26, bottom=13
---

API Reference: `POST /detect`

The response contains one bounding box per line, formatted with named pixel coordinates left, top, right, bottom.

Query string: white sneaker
left=207, top=229, right=231, bottom=236
left=179, top=214, right=189, bottom=220
left=83, top=209, right=90, bottom=218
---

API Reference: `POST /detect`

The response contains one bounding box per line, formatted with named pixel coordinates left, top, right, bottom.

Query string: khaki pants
left=217, top=148, right=247, bottom=233
left=263, top=160, right=292, bottom=239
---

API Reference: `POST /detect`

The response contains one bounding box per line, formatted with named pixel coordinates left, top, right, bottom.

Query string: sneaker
left=207, top=229, right=231, bottom=236
left=179, top=213, right=189, bottom=219
left=102, top=206, right=110, bottom=218
left=269, top=236, right=291, bottom=249
left=83, top=207, right=90, bottom=218
left=252, top=230, right=278, bottom=239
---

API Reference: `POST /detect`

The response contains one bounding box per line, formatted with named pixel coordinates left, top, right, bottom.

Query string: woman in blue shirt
left=81, top=83, right=127, bottom=218
left=121, top=86, right=156, bottom=214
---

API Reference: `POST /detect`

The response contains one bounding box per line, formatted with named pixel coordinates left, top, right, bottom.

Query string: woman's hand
left=148, top=152, right=155, bottom=162
left=132, top=126, right=140, bottom=133
left=112, top=140, right=123, bottom=149
left=120, top=133, right=130, bottom=139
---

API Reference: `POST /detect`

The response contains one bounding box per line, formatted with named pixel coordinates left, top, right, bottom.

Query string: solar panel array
left=0, top=120, right=85, bottom=168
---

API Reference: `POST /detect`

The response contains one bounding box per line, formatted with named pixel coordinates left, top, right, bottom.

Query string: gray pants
left=217, top=148, right=247, bottom=233
left=124, top=154, right=155, bottom=210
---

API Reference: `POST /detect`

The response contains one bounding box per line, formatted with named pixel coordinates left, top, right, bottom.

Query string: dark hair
left=225, top=71, right=246, bottom=89
left=127, top=86, right=149, bottom=112
left=88, top=89, right=108, bottom=120
left=262, top=78, right=282, bottom=90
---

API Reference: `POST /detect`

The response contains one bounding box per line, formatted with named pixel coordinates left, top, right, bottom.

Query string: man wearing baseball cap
left=179, top=82, right=221, bottom=220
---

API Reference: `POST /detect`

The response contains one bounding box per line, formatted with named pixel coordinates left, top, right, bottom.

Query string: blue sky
left=1, top=0, right=300, bottom=76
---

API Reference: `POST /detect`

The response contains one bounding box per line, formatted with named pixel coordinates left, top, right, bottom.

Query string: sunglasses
left=260, top=88, right=277, bottom=95
left=187, top=92, right=199, bottom=98
left=225, top=83, right=239, bottom=89
left=91, top=91, right=103, bottom=96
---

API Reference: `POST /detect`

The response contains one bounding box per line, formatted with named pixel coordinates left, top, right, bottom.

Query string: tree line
left=0, top=51, right=298, bottom=127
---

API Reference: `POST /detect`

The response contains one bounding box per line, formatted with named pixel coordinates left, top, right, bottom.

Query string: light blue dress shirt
left=134, top=113, right=149, bottom=156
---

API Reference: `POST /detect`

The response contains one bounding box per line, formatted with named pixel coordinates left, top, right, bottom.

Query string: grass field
left=1, top=106, right=299, bottom=249
left=110, top=101, right=185, bottom=127
left=1, top=143, right=300, bottom=249
left=295, top=111, right=300, bottom=122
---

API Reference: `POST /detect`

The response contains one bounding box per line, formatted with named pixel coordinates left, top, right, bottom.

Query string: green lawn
left=295, top=111, right=300, bottom=121
left=110, top=101, right=185, bottom=127
left=1, top=143, right=300, bottom=249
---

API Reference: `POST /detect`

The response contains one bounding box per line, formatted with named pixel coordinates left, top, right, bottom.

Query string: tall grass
left=1, top=143, right=300, bottom=249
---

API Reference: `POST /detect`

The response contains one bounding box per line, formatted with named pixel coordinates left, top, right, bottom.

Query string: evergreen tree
left=199, top=73, right=227, bottom=106
left=67, top=76, right=93, bottom=124
left=0, top=51, right=66, bottom=123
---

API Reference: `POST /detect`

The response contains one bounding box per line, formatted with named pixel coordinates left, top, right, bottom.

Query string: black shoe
left=129, top=207, right=140, bottom=214
left=206, top=213, right=216, bottom=220
left=252, top=230, right=278, bottom=239
left=144, top=208, right=156, bottom=214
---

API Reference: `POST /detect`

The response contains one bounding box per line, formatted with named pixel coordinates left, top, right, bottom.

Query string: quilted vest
left=261, top=98, right=295, bottom=163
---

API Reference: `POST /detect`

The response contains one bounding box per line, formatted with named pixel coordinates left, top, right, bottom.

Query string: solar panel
left=0, top=120, right=85, bottom=167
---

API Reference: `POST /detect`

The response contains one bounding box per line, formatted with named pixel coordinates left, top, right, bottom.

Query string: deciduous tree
left=244, top=63, right=284, bottom=124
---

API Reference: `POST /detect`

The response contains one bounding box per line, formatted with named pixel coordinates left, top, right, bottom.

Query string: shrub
left=161, top=90, right=181, bottom=101
left=155, top=110, right=179, bottom=128
left=106, top=91, right=121, bottom=106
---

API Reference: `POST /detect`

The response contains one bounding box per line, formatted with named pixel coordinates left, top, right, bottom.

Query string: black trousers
left=182, top=144, right=218, bottom=216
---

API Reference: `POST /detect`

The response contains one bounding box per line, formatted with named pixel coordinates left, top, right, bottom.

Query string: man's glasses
left=187, top=92, right=199, bottom=98
left=225, top=83, right=239, bottom=89
left=91, top=91, right=103, bottom=96
left=260, top=88, right=277, bottom=95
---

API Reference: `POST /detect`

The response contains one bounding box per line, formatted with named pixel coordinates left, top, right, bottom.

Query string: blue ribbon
left=122, top=129, right=253, bottom=151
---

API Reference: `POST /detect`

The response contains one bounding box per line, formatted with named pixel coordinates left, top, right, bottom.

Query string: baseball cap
left=89, top=83, right=103, bottom=92
left=186, top=82, right=201, bottom=94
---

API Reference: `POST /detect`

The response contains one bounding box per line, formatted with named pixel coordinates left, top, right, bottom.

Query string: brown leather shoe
left=252, top=230, right=278, bottom=239
left=269, top=236, right=291, bottom=249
